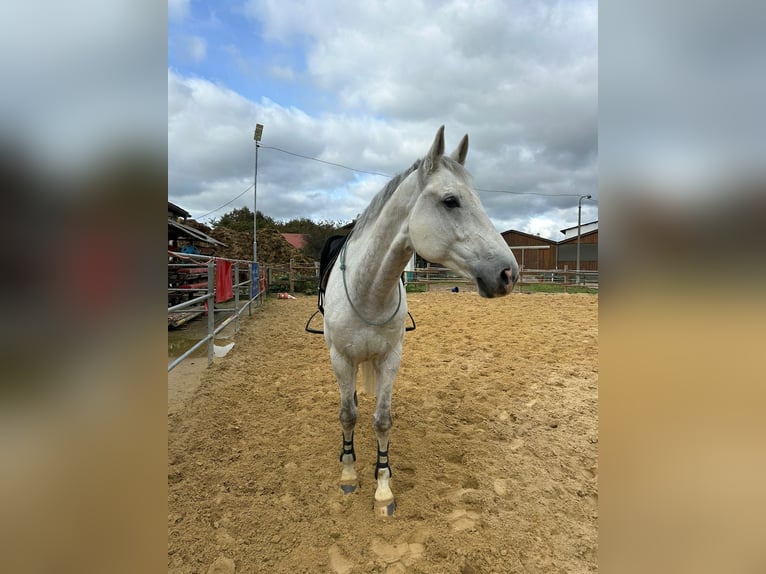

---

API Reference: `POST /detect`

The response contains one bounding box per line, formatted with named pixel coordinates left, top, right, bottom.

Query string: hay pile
left=209, top=226, right=313, bottom=266
left=179, top=219, right=312, bottom=264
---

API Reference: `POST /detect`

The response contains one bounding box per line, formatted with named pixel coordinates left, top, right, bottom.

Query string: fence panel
left=517, top=267, right=599, bottom=292
left=168, top=251, right=266, bottom=372
left=264, top=261, right=320, bottom=294
left=404, top=266, right=598, bottom=293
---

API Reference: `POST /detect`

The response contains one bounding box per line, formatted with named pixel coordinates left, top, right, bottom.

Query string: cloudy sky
left=168, top=0, right=597, bottom=240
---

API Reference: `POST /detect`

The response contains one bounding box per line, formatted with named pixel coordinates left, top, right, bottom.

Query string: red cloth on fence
left=215, top=259, right=233, bottom=303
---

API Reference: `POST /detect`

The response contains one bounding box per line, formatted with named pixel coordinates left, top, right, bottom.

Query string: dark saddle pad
left=318, top=234, right=348, bottom=294
left=305, top=235, right=346, bottom=333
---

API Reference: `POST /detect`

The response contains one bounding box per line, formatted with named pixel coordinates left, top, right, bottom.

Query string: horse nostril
left=501, top=268, right=518, bottom=287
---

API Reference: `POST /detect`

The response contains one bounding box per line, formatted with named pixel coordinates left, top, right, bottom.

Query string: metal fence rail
left=255, top=261, right=600, bottom=295
left=404, top=265, right=599, bottom=293
left=517, top=267, right=599, bottom=292
left=168, top=251, right=266, bottom=372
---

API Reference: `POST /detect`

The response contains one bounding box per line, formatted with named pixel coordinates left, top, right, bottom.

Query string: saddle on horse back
left=304, top=234, right=415, bottom=334
left=304, top=234, right=347, bottom=333
left=318, top=234, right=348, bottom=315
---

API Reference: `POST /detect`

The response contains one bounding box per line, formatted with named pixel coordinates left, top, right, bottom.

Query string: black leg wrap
left=339, top=432, right=356, bottom=462
left=375, top=444, right=392, bottom=479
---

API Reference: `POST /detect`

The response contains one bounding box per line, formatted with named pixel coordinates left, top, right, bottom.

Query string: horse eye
left=442, top=196, right=461, bottom=208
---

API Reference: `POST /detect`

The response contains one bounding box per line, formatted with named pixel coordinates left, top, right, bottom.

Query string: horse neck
left=345, top=184, right=416, bottom=305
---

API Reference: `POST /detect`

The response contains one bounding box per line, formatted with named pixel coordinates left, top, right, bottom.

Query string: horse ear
left=450, top=134, right=469, bottom=165
left=423, top=125, right=445, bottom=175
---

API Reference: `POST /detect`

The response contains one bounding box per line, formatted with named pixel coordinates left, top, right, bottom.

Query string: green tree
left=211, top=206, right=350, bottom=261
left=302, top=220, right=348, bottom=261
left=276, top=217, right=316, bottom=234
left=212, top=207, right=277, bottom=233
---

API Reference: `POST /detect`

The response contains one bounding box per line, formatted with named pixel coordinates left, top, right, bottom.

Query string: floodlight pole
left=576, top=194, right=592, bottom=285
left=253, top=124, right=263, bottom=264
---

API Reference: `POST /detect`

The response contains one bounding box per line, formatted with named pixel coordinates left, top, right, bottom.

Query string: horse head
left=408, top=126, right=519, bottom=298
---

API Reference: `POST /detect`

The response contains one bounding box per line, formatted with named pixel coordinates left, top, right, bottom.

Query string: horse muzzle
left=475, top=265, right=518, bottom=298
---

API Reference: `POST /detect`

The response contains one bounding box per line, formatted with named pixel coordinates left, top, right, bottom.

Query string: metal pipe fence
left=404, top=265, right=598, bottom=293
left=516, top=267, right=599, bottom=292
left=168, top=251, right=266, bottom=372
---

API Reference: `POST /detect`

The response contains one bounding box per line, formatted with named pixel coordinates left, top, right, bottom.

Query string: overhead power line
left=261, top=145, right=391, bottom=177
left=262, top=146, right=584, bottom=197
left=192, top=144, right=590, bottom=219
left=195, top=183, right=254, bottom=220
left=476, top=187, right=582, bottom=197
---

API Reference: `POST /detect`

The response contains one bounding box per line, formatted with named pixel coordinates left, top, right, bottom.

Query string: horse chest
left=339, top=326, right=402, bottom=361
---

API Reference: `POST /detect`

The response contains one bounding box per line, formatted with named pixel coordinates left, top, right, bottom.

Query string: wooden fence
left=264, top=261, right=320, bottom=294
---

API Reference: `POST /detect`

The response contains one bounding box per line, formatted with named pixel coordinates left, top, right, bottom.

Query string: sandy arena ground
left=168, top=290, right=598, bottom=573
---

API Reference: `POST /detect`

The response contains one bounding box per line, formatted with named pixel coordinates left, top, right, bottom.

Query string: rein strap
left=305, top=232, right=416, bottom=334
left=340, top=238, right=403, bottom=328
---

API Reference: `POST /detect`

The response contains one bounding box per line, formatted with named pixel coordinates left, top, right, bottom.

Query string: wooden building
left=556, top=228, right=598, bottom=271
left=560, top=220, right=598, bottom=239
left=502, top=223, right=599, bottom=272
left=501, top=230, right=558, bottom=270
left=167, top=201, right=228, bottom=317
left=168, top=201, right=190, bottom=221
left=167, top=201, right=226, bottom=255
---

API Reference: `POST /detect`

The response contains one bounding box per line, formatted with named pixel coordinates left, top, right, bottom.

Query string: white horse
left=322, top=126, right=519, bottom=516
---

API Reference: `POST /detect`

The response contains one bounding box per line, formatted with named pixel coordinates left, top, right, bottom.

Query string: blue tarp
left=251, top=263, right=260, bottom=298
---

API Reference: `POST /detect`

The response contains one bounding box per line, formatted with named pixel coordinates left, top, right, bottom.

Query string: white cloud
left=169, top=1, right=598, bottom=233
left=269, top=65, right=295, bottom=82
left=169, top=35, right=207, bottom=64
left=183, top=35, right=207, bottom=63
left=223, top=44, right=252, bottom=75
left=168, top=0, right=190, bottom=22
left=526, top=216, right=560, bottom=239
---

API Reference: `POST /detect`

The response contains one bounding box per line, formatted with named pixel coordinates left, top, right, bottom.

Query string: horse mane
left=353, top=159, right=421, bottom=235
left=353, top=155, right=469, bottom=235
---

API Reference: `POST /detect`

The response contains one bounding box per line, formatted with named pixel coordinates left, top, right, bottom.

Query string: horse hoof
left=339, top=481, right=359, bottom=494
left=374, top=498, right=396, bottom=517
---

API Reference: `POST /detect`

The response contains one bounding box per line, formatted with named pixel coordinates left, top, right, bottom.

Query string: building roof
left=168, top=219, right=227, bottom=247
left=168, top=201, right=191, bottom=219
left=560, top=220, right=598, bottom=234
left=557, top=228, right=598, bottom=244
left=281, top=233, right=307, bottom=250
left=501, top=229, right=558, bottom=244
left=502, top=227, right=598, bottom=246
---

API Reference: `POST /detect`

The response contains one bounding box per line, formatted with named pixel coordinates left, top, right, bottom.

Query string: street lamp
left=253, top=123, right=263, bottom=263
left=576, top=194, right=592, bottom=285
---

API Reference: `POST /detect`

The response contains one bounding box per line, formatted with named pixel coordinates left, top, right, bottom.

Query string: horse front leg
left=372, top=355, right=399, bottom=517
left=339, top=389, right=359, bottom=493
left=332, top=350, right=359, bottom=494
